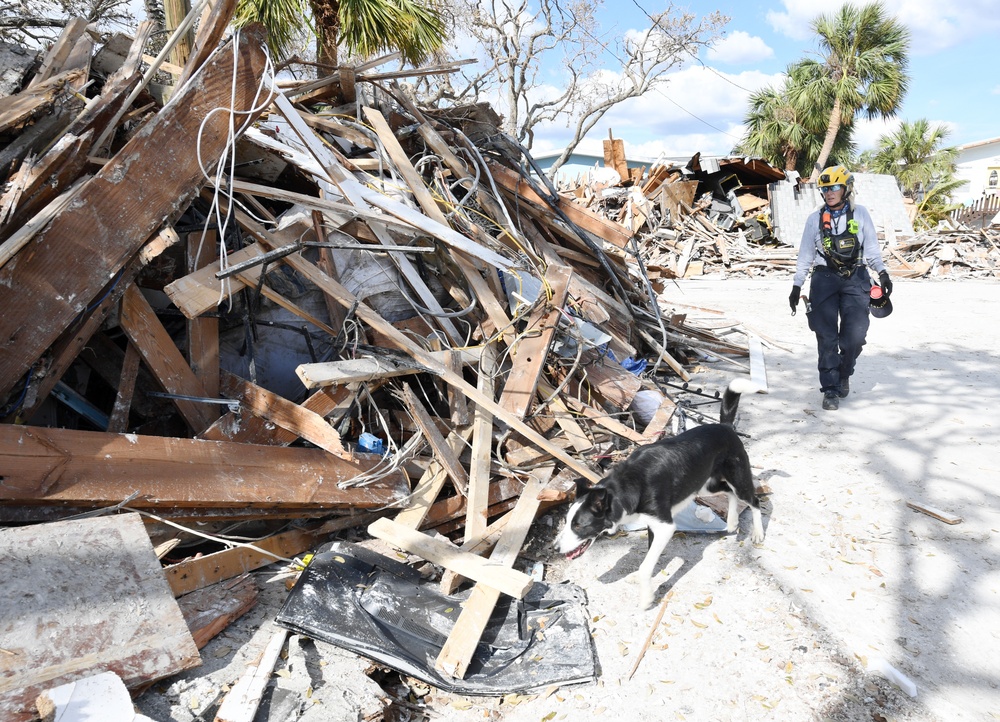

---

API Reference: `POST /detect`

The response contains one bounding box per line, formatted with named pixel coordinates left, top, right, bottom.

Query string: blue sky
left=527, top=0, right=1000, bottom=160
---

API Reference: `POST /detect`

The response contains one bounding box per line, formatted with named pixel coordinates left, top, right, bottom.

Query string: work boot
left=822, top=391, right=840, bottom=410
left=837, top=377, right=850, bottom=398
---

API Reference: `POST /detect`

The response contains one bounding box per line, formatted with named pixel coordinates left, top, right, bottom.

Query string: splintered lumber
left=434, top=466, right=552, bottom=679
left=906, top=501, right=962, bottom=525
left=119, top=284, right=216, bottom=433
left=465, top=343, right=498, bottom=541
left=106, top=341, right=141, bottom=433
left=231, top=206, right=601, bottom=483
left=178, top=575, right=259, bottom=649
left=214, top=370, right=349, bottom=459
left=0, top=513, right=200, bottom=722
left=487, top=160, right=633, bottom=249
left=197, top=384, right=355, bottom=445
left=0, top=424, right=406, bottom=511
left=213, top=628, right=287, bottom=722
left=394, top=426, right=474, bottom=529
left=0, top=27, right=270, bottom=398
left=367, top=517, right=533, bottom=599
left=296, top=346, right=483, bottom=389
left=497, top=264, right=572, bottom=418
left=400, top=383, right=470, bottom=495
left=166, top=526, right=322, bottom=597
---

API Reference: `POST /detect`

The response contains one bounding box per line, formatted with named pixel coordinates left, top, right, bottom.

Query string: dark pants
left=807, top=266, right=872, bottom=393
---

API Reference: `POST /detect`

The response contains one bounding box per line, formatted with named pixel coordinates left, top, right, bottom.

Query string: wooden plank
left=178, top=575, right=258, bottom=649
left=906, top=501, right=962, bottom=525
left=537, top=380, right=646, bottom=443
left=487, top=159, right=633, bottom=249
left=296, top=347, right=481, bottom=389
left=106, top=341, right=141, bottom=433
left=27, top=18, right=89, bottom=88
left=497, top=264, right=572, bottom=417
left=0, top=424, right=406, bottom=510
left=163, top=241, right=266, bottom=317
left=434, top=467, right=551, bottom=679
left=166, top=527, right=321, bottom=597
left=577, top=351, right=643, bottom=411
left=119, top=284, right=216, bottom=433
left=367, top=517, right=533, bottom=599
left=748, top=334, right=769, bottom=392
left=187, top=228, right=220, bottom=401
left=421, top=475, right=523, bottom=531
left=0, top=514, right=200, bottom=722
left=231, top=207, right=601, bottom=483
left=0, top=27, right=270, bottom=398
left=198, top=384, right=356, bottom=445
left=394, top=426, right=473, bottom=530
left=6, top=228, right=180, bottom=424
left=213, top=628, right=287, bottom=722
left=400, top=383, right=470, bottom=495
left=544, top=391, right=594, bottom=452
left=216, top=370, right=349, bottom=458
left=465, top=343, right=497, bottom=541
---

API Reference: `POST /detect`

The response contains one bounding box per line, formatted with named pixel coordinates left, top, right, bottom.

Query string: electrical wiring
left=121, top=506, right=296, bottom=564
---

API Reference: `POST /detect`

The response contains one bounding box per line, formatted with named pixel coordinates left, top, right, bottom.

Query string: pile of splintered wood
left=0, top=13, right=772, bottom=702
left=885, top=226, right=1000, bottom=278
left=553, top=139, right=796, bottom=280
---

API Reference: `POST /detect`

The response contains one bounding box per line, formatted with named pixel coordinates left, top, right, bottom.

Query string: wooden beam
left=367, top=517, right=533, bottom=599
left=497, top=264, right=572, bottom=418
left=434, top=467, right=551, bottom=679
left=216, top=370, right=349, bottom=459
left=198, top=384, right=356, bottom=445
left=214, top=628, right=287, bottom=722
left=0, top=424, right=406, bottom=510
left=178, top=575, right=258, bottom=649
left=187, top=228, right=220, bottom=401
left=487, top=159, right=633, bottom=249
left=231, top=207, right=601, bottom=483
left=296, top=347, right=482, bottom=389
left=465, top=343, right=497, bottom=541
left=119, top=284, right=216, bottom=434
left=0, top=27, right=270, bottom=397
left=106, top=341, right=141, bottom=433
left=394, top=426, right=473, bottom=530
left=400, top=383, right=470, bottom=495
left=166, top=527, right=320, bottom=597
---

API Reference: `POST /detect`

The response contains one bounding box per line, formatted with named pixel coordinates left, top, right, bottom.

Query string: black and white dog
left=555, top=378, right=765, bottom=609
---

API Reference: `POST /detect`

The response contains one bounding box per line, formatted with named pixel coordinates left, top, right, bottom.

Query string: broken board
left=0, top=513, right=200, bottom=722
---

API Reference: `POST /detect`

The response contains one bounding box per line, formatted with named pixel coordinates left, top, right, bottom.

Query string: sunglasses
left=821, top=184, right=845, bottom=193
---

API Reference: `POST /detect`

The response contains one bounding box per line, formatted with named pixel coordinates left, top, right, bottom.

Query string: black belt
left=815, top=263, right=859, bottom=278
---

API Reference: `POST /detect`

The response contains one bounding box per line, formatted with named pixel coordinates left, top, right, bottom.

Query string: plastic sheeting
left=275, top=542, right=596, bottom=695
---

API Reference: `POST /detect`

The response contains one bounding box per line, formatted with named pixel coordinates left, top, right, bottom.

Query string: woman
left=788, top=165, right=892, bottom=410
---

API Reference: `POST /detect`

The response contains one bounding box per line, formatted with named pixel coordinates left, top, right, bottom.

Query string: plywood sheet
left=0, top=513, right=200, bottom=722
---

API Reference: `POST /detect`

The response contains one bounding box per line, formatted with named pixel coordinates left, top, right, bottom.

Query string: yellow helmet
left=818, top=165, right=853, bottom=190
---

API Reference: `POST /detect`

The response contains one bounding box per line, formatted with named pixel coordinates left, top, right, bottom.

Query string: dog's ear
left=584, top=486, right=609, bottom=513
left=572, top=477, right=591, bottom=497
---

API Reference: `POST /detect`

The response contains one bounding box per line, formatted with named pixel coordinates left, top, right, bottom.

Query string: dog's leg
left=749, top=505, right=764, bottom=544
left=637, top=520, right=674, bottom=610
left=726, top=492, right=740, bottom=534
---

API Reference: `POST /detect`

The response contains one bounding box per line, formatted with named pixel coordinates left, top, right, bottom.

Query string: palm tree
left=234, top=0, right=446, bottom=67
left=859, top=118, right=961, bottom=229
left=799, top=1, right=910, bottom=182
left=734, top=61, right=854, bottom=177
left=863, top=118, right=958, bottom=198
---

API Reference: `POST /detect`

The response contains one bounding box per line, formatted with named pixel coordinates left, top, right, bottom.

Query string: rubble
left=0, top=14, right=996, bottom=722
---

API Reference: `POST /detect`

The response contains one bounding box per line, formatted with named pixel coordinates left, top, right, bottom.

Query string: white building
left=954, top=136, right=1000, bottom=203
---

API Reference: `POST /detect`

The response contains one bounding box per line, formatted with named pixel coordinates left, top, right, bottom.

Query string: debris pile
left=0, top=18, right=771, bottom=720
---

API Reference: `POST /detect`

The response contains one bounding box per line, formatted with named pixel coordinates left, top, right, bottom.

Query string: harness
left=819, top=205, right=862, bottom=277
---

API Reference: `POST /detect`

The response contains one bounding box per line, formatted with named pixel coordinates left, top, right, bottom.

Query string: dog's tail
left=720, top=377, right=761, bottom=425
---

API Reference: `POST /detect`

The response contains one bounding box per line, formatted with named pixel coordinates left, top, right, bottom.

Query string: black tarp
left=275, top=541, right=597, bottom=695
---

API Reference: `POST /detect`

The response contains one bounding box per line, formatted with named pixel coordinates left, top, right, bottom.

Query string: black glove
left=789, top=285, right=801, bottom=313
left=879, top=271, right=892, bottom=297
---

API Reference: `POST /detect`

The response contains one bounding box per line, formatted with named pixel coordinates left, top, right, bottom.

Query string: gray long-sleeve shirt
left=793, top=202, right=887, bottom=287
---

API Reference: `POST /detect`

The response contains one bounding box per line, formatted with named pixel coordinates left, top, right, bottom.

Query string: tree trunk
left=809, top=96, right=843, bottom=183
left=784, top=147, right=799, bottom=173
left=309, top=0, right=340, bottom=68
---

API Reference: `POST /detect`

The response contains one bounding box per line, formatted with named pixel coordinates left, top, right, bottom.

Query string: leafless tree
left=0, top=0, right=135, bottom=47
left=429, top=0, right=726, bottom=174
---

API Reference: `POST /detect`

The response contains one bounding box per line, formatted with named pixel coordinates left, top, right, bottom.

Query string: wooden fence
left=950, top=195, right=1000, bottom=229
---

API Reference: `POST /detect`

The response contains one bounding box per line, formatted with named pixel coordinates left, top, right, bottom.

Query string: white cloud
left=706, top=31, right=774, bottom=65
left=530, top=65, right=784, bottom=159
left=766, top=0, right=1000, bottom=56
